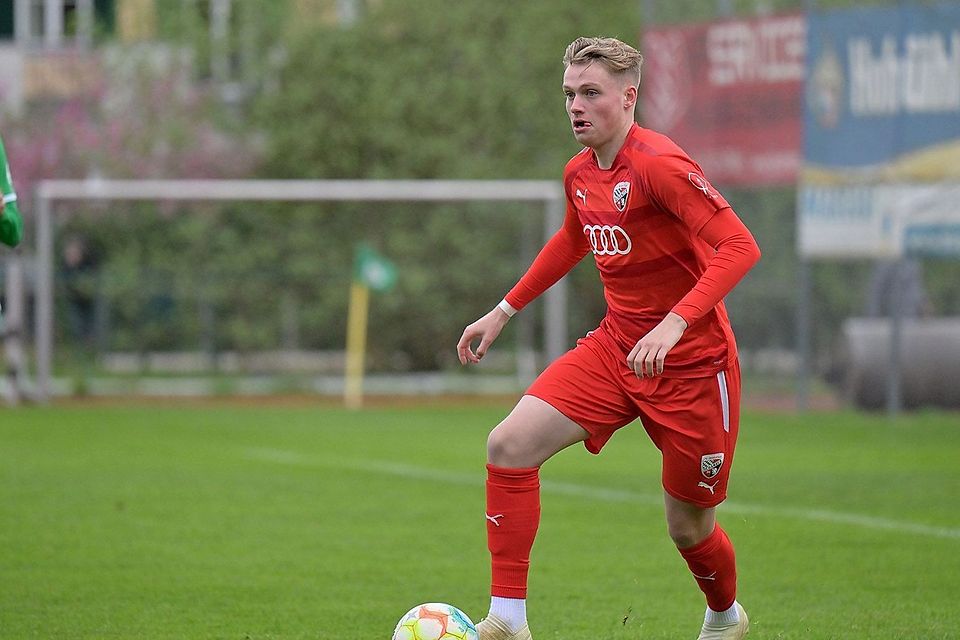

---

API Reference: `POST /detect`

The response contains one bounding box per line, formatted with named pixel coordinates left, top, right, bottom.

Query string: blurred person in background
left=62, top=233, right=101, bottom=350
left=866, top=259, right=930, bottom=319
left=0, top=132, right=25, bottom=405
left=458, top=37, right=760, bottom=640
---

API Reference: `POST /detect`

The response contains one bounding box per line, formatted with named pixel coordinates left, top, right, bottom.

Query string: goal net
left=20, top=179, right=570, bottom=401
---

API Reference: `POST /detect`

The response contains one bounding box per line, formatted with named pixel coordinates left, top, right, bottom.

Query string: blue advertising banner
left=805, top=3, right=960, bottom=179
left=800, top=3, right=960, bottom=257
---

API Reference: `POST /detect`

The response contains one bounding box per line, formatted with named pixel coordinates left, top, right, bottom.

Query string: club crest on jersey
left=612, top=181, right=630, bottom=212
left=700, top=453, right=724, bottom=479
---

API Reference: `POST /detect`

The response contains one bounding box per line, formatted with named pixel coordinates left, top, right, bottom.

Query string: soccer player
left=457, top=37, right=760, bottom=640
left=0, top=132, right=24, bottom=405
left=0, top=133, right=22, bottom=249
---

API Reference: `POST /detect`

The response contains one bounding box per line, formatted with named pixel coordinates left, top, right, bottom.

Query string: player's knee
left=667, top=522, right=704, bottom=549
left=665, top=510, right=715, bottom=549
left=486, top=423, right=530, bottom=467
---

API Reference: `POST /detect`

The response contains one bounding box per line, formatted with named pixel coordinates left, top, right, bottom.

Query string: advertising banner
left=799, top=3, right=960, bottom=258
left=642, top=14, right=805, bottom=187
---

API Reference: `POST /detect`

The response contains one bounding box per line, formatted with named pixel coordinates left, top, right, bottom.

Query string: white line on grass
left=244, top=447, right=960, bottom=541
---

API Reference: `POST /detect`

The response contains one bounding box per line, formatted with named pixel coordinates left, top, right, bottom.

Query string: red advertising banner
left=642, top=14, right=805, bottom=186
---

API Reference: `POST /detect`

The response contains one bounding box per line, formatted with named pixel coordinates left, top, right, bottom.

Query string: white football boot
left=697, top=601, right=749, bottom=640
left=476, top=613, right=533, bottom=640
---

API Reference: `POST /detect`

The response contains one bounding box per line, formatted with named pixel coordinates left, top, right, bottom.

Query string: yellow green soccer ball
left=392, top=603, right=479, bottom=640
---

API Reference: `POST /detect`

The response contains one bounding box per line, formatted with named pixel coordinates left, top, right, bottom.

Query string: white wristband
left=497, top=299, right=518, bottom=318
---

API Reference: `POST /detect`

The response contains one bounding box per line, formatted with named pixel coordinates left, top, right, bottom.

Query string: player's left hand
left=627, top=312, right=688, bottom=378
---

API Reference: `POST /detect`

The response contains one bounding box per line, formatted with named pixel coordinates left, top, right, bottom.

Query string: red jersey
left=506, top=123, right=750, bottom=378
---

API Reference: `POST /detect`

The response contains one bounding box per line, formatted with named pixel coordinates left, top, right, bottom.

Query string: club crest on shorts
left=700, top=453, right=724, bottom=479
left=612, top=181, right=630, bottom=212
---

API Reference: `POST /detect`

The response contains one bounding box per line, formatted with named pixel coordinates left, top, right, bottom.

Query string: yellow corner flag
left=344, top=244, right=397, bottom=408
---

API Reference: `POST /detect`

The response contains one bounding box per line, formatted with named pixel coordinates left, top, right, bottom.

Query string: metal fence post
left=543, top=195, right=567, bottom=365
left=796, top=259, right=811, bottom=412
left=36, top=192, right=53, bottom=401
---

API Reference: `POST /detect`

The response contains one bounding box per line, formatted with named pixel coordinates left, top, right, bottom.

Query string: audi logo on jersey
left=583, top=224, right=632, bottom=256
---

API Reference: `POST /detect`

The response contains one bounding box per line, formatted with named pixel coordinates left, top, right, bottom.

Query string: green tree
left=250, top=1, right=647, bottom=368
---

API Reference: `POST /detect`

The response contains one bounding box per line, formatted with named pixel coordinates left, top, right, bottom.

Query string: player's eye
left=586, top=89, right=599, bottom=97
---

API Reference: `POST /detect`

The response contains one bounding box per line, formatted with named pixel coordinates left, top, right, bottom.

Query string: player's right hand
left=457, top=307, right=511, bottom=365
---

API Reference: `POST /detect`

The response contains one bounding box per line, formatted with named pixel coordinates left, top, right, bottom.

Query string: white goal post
left=31, top=179, right=569, bottom=400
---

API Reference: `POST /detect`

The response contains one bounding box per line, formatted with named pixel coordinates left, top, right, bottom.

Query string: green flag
left=354, top=244, right=397, bottom=292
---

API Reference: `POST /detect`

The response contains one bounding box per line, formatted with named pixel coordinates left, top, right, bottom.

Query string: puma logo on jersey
left=576, top=188, right=588, bottom=205
left=698, top=480, right=719, bottom=495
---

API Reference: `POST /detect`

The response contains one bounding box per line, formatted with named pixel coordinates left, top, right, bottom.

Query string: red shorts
left=525, top=324, right=741, bottom=508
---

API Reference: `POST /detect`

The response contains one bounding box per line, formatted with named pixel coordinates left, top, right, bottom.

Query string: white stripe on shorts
left=716, top=371, right=730, bottom=432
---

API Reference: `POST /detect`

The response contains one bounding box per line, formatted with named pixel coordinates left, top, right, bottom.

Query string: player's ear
left=623, top=84, right=638, bottom=110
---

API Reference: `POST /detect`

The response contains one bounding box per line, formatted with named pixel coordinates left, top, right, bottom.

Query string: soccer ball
left=392, top=602, right=479, bottom=640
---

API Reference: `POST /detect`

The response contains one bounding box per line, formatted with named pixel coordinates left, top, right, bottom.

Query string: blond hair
left=562, top=37, right=643, bottom=87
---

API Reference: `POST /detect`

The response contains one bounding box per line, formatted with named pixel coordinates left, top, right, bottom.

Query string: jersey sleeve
left=0, top=136, right=23, bottom=248
left=671, top=208, right=761, bottom=327
left=503, top=195, right=590, bottom=312
left=0, top=201, right=23, bottom=248
left=641, top=153, right=731, bottom=234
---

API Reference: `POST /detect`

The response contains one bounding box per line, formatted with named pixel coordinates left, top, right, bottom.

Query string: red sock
left=486, top=464, right=540, bottom=599
left=678, top=524, right=738, bottom=611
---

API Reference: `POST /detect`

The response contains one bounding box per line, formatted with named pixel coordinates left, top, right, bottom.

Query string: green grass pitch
left=1, top=401, right=958, bottom=639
